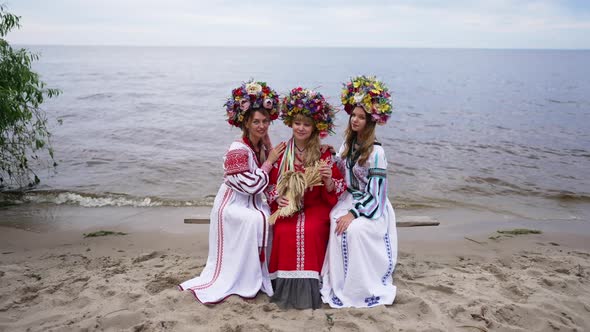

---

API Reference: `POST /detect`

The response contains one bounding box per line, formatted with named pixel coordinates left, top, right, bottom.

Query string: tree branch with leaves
left=1, top=5, right=60, bottom=189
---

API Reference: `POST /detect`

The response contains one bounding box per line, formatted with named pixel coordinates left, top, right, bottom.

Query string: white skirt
left=320, top=192, right=398, bottom=308
left=179, top=184, right=273, bottom=304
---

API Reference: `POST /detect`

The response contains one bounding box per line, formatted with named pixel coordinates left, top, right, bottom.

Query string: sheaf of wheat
left=269, top=160, right=328, bottom=225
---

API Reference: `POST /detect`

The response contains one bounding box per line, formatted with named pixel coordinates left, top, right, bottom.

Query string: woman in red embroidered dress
left=265, top=87, right=345, bottom=309
left=179, top=80, right=285, bottom=304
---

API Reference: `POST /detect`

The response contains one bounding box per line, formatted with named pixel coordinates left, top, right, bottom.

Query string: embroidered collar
left=242, top=136, right=264, bottom=166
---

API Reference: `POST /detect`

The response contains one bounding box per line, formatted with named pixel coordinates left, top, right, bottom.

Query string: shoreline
left=1, top=205, right=589, bottom=331
left=1, top=203, right=589, bottom=239
left=3, top=189, right=589, bottom=224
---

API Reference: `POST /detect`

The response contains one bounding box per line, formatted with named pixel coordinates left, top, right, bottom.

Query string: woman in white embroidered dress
left=179, top=80, right=285, bottom=304
left=321, top=76, right=398, bottom=308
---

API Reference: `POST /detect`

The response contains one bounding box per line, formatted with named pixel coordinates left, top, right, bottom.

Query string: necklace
left=295, top=144, right=305, bottom=153
left=346, top=138, right=361, bottom=169
left=295, top=152, right=304, bottom=162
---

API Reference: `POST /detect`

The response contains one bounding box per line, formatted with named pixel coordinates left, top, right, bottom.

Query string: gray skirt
left=271, top=278, right=322, bottom=309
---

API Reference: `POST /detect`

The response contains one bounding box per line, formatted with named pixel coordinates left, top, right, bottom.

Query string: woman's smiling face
left=350, top=106, right=367, bottom=134
left=292, top=115, right=314, bottom=142
left=245, top=110, right=270, bottom=141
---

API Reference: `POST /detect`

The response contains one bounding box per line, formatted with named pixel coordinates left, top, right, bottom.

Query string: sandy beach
left=1, top=205, right=589, bottom=332
left=3, top=2, right=590, bottom=331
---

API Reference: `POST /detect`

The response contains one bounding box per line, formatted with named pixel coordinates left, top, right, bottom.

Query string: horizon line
left=10, top=43, right=590, bottom=51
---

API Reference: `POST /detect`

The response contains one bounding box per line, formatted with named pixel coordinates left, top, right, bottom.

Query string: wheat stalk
left=269, top=160, right=328, bottom=225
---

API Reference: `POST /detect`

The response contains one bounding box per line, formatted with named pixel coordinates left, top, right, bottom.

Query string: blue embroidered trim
left=342, top=231, right=349, bottom=279
left=365, top=295, right=380, bottom=306
left=382, top=232, right=394, bottom=285
left=331, top=294, right=343, bottom=306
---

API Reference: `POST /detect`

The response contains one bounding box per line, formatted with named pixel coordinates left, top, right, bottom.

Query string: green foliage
left=325, top=313, right=334, bottom=328
left=497, top=228, right=542, bottom=235
left=83, top=230, right=128, bottom=238
left=1, top=5, right=60, bottom=188
left=490, top=228, right=542, bottom=240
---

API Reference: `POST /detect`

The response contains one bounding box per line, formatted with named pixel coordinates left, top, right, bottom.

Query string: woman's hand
left=262, top=133, right=272, bottom=150
left=319, top=163, right=334, bottom=191
left=320, top=144, right=336, bottom=155
left=277, top=196, right=289, bottom=208
left=335, top=212, right=355, bottom=235
left=319, top=163, right=332, bottom=180
left=268, top=142, right=286, bottom=165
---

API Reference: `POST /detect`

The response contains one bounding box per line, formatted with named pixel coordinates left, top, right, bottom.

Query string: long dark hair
left=340, top=109, right=377, bottom=166
left=241, top=108, right=270, bottom=138
left=241, top=108, right=270, bottom=162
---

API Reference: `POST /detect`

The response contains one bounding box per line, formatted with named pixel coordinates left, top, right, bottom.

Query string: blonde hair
left=293, top=113, right=321, bottom=167
left=340, top=110, right=377, bottom=166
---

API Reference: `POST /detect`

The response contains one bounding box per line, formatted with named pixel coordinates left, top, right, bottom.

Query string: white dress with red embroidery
left=179, top=138, right=273, bottom=304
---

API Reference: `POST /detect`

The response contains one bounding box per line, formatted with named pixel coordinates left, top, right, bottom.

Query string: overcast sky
left=4, top=0, right=590, bottom=49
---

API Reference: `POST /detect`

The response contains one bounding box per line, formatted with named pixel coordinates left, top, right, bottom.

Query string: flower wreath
left=280, top=87, right=336, bottom=139
left=341, top=75, right=393, bottom=125
left=224, top=80, right=280, bottom=128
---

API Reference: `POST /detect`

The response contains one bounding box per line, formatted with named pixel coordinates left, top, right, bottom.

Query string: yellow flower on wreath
left=341, top=75, right=393, bottom=125
left=316, top=123, right=328, bottom=131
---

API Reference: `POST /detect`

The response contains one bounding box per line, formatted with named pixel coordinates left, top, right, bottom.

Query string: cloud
left=4, top=0, right=590, bottom=48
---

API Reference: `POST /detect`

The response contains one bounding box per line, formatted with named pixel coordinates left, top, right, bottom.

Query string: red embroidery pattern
left=296, top=212, right=305, bottom=270
left=251, top=195, right=267, bottom=262
left=191, top=188, right=232, bottom=291
left=334, top=178, right=346, bottom=195
left=225, top=149, right=250, bottom=175
left=266, top=184, right=278, bottom=204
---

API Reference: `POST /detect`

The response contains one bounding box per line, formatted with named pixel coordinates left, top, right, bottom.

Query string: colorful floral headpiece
left=281, top=87, right=336, bottom=139
left=341, top=75, right=393, bottom=125
left=224, top=80, right=280, bottom=128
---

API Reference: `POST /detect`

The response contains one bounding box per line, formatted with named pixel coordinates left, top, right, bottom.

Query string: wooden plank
left=396, top=221, right=440, bottom=227
left=397, top=216, right=439, bottom=227
left=184, top=218, right=439, bottom=227
left=184, top=218, right=210, bottom=224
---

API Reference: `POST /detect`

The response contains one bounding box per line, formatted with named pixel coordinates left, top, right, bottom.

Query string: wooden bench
left=184, top=216, right=439, bottom=227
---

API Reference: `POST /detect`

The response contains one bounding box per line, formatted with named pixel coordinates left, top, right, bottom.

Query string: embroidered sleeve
left=263, top=153, right=283, bottom=213
left=333, top=178, right=346, bottom=196
left=320, top=152, right=346, bottom=206
left=224, top=149, right=249, bottom=175
left=260, top=161, right=273, bottom=174
left=349, top=147, right=389, bottom=220
left=265, top=183, right=278, bottom=205
left=224, top=149, right=269, bottom=195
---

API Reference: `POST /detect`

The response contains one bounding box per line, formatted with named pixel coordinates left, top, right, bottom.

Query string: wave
left=453, top=177, right=590, bottom=203
left=547, top=98, right=578, bottom=104
left=0, top=190, right=214, bottom=208
left=544, top=191, right=590, bottom=203
left=1, top=185, right=588, bottom=210
left=1, top=190, right=452, bottom=210
left=3, top=190, right=452, bottom=211
left=77, top=93, right=114, bottom=100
